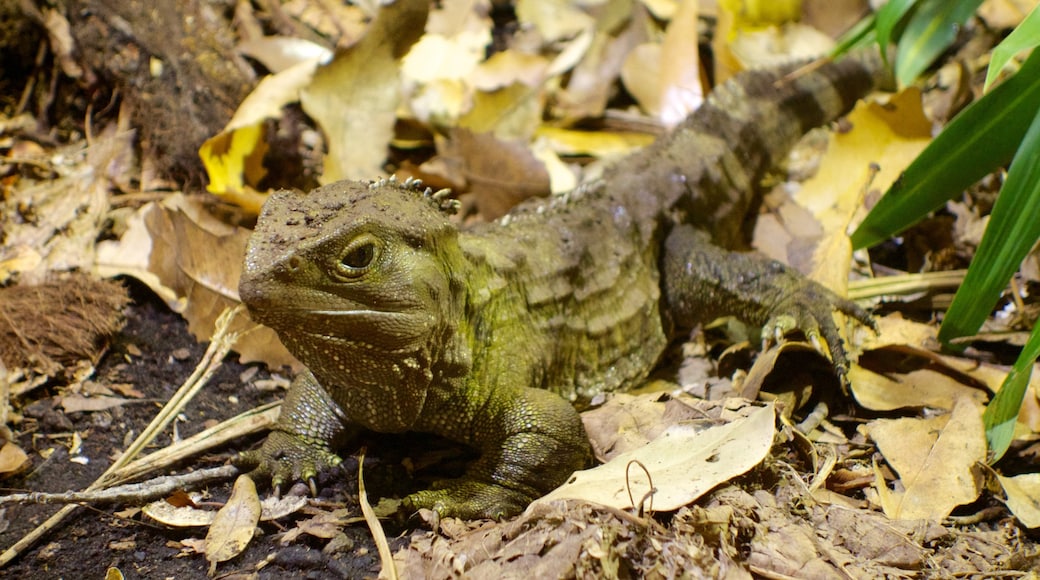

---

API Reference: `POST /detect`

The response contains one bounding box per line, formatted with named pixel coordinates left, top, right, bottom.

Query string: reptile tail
left=607, top=48, right=891, bottom=249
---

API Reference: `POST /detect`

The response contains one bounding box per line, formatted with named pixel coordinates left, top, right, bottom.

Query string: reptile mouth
left=267, top=306, right=434, bottom=347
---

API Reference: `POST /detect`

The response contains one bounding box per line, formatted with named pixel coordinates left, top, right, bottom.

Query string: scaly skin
left=237, top=50, right=887, bottom=519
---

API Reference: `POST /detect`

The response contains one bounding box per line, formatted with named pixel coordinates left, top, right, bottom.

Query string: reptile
left=237, top=49, right=887, bottom=520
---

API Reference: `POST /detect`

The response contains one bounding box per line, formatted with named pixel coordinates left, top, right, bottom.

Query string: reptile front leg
left=407, top=385, right=590, bottom=519
left=235, top=370, right=355, bottom=493
left=661, top=225, right=874, bottom=382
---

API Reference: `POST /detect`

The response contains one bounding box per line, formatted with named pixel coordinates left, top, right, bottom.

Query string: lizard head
left=239, top=178, right=465, bottom=429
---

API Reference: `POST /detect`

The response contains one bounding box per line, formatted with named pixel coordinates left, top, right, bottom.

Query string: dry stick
left=0, top=465, right=240, bottom=505
left=109, top=400, right=280, bottom=486
left=0, top=305, right=247, bottom=568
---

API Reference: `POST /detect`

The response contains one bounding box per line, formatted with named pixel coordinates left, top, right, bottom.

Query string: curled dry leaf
left=996, top=472, right=1040, bottom=528
left=143, top=492, right=307, bottom=528
left=0, top=441, right=30, bottom=478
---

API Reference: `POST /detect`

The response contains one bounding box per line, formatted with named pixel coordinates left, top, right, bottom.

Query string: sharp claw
left=308, top=477, right=319, bottom=497
left=273, top=483, right=283, bottom=499
left=809, top=332, right=823, bottom=353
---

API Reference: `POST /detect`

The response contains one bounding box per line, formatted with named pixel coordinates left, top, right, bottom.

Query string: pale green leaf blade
left=895, top=0, right=983, bottom=86
left=984, top=322, right=1040, bottom=462
left=876, top=0, right=919, bottom=61
left=938, top=107, right=1040, bottom=343
left=985, top=6, right=1040, bottom=91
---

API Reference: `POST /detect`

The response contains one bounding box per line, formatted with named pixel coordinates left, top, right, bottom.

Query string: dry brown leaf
left=0, top=441, right=30, bottom=477
left=143, top=493, right=307, bottom=527
left=439, top=128, right=550, bottom=220
left=302, top=0, right=428, bottom=183
left=866, top=397, right=985, bottom=521
left=96, top=195, right=297, bottom=369
left=205, top=475, right=262, bottom=570
left=553, top=0, right=645, bottom=120
left=279, top=508, right=362, bottom=544
left=2, top=129, right=132, bottom=284
left=59, top=393, right=131, bottom=413
left=537, top=402, right=775, bottom=511
left=849, top=366, right=989, bottom=412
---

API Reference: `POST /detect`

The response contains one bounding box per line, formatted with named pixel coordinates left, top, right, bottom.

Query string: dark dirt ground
left=0, top=281, right=437, bottom=578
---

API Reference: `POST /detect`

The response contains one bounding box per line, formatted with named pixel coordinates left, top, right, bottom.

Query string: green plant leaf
left=984, top=321, right=1040, bottom=462
left=985, top=4, right=1040, bottom=91
left=876, top=0, right=918, bottom=64
left=832, top=12, right=877, bottom=57
left=850, top=48, right=1040, bottom=250
left=937, top=106, right=1040, bottom=344
left=895, top=0, right=983, bottom=86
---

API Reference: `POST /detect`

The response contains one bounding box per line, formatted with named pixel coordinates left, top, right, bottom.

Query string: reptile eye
left=336, top=234, right=380, bottom=278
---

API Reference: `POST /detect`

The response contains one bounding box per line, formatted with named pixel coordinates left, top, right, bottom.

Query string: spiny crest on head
left=369, top=175, right=460, bottom=215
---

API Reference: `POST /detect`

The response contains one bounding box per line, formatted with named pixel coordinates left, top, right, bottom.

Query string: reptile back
left=454, top=50, right=888, bottom=403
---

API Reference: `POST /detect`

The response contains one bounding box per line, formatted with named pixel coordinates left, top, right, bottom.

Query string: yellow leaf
left=301, top=0, right=428, bottom=183
left=866, top=397, right=985, bottom=520
left=797, top=89, right=933, bottom=235
left=534, top=126, right=655, bottom=158
left=997, top=472, right=1040, bottom=528
left=199, top=58, right=323, bottom=209
left=199, top=123, right=268, bottom=198
left=205, top=475, right=262, bottom=569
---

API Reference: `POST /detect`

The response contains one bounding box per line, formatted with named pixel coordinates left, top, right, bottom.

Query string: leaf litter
left=4, top=0, right=1040, bottom=576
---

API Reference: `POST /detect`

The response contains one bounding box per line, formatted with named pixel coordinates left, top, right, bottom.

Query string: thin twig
left=0, top=465, right=239, bottom=505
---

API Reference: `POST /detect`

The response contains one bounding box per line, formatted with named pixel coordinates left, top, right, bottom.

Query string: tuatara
left=237, top=50, right=887, bottom=519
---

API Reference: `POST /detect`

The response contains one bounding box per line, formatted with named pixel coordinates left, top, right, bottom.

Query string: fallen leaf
left=537, top=403, right=775, bottom=512
left=534, top=126, right=655, bottom=158
left=279, top=508, right=363, bottom=544
left=59, top=392, right=131, bottom=413
left=439, top=128, right=550, bottom=219
left=866, top=397, right=986, bottom=520
left=516, top=0, right=594, bottom=43
left=97, top=195, right=297, bottom=369
left=143, top=493, right=307, bottom=527
left=996, top=472, right=1040, bottom=528
left=799, top=89, right=934, bottom=236
left=205, top=475, right=262, bottom=569
left=301, top=0, right=428, bottom=183
left=553, top=0, right=644, bottom=120
left=200, top=57, right=325, bottom=213
left=849, top=366, right=989, bottom=412
left=237, top=36, right=333, bottom=74
left=0, top=441, right=30, bottom=477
